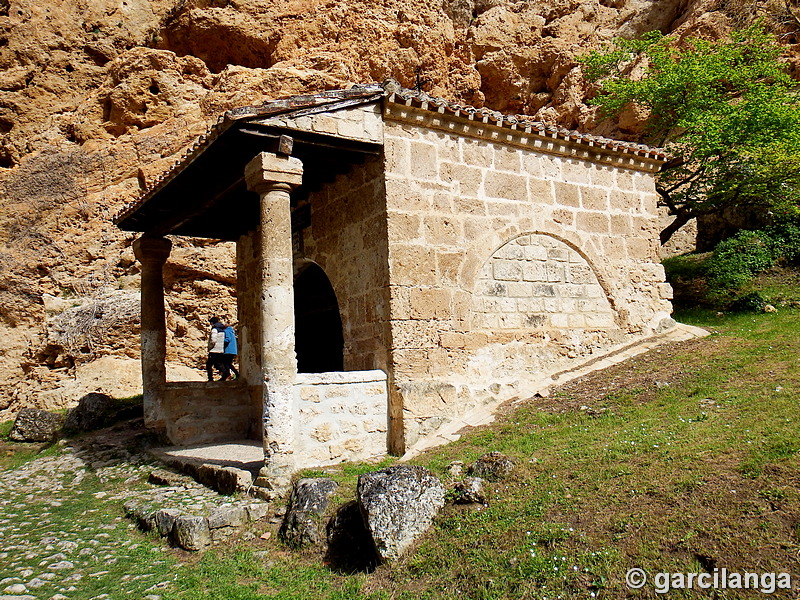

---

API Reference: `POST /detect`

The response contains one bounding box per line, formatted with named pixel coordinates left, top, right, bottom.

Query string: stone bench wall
left=294, top=370, right=388, bottom=466
left=160, top=381, right=259, bottom=445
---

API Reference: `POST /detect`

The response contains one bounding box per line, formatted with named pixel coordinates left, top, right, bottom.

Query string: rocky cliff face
left=0, top=0, right=789, bottom=416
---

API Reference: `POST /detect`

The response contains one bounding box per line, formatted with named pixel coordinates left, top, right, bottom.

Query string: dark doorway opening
left=294, top=263, right=344, bottom=373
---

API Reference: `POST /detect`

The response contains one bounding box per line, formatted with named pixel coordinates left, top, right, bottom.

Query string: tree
left=582, top=24, right=800, bottom=245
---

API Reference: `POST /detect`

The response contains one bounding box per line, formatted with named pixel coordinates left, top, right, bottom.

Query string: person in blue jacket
left=222, top=322, right=239, bottom=381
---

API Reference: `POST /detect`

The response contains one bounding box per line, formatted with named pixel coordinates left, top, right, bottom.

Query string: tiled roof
left=114, top=80, right=666, bottom=225
left=382, top=79, right=667, bottom=161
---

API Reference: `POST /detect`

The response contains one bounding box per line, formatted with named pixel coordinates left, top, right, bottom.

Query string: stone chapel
left=115, top=80, right=674, bottom=488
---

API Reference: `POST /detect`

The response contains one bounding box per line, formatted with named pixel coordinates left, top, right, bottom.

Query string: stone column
left=132, top=235, right=172, bottom=427
left=244, top=152, right=303, bottom=491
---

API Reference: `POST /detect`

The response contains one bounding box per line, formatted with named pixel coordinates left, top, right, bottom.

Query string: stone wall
left=382, top=103, right=674, bottom=448
left=255, top=102, right=384, bottom=145
left=160, top=381, right=259, bottom=445
left=299, top=156, right=392, bottom=373
left=294, top=370, right=388, bottom=466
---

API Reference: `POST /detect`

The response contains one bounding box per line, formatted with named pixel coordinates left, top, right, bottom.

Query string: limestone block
left=483, top=170, right=527, bottom=200
left=437, top=251, right=465, bottom=285
left=279, top=478, right=338, bottom=549
left=208, top=506, right=246, bottom=529
left=528, top=177, right=554, bottom=203
left=9, top=408, right=65, bottom=442
left=311, top=423, right=335, bottom=442
left=431, top=193, right=454, bottom=213
left=610, top=214, right=632, bottom=235
left=616, top=170, right=635, bottom=191
left=384, top=136, right=410, bottom=176
left=453, top=477, right=488, bottom=504
left=299, top=387, right=321, bottom=403
left=492, top=260, right=523, bottom=281
left=609, top=190, right=640, bottom=211
left=537, top=153, right=560, bottom=177
left=310, top=115, right=338, bottom=135
left=506, top=281, right=532, bottom=297
left=523, top=154, right=544, bottom=177
left=551, top=208, right=575, bottom=226
left=423, top=216, right=460, bottom=245
left=453, top=195, right=486, bottom=216
left=581, top=188, right=609, bottom=211
left=626, top=237, right=655, bottom=260
left=440, top=163, right=482, bottom=197
left=245, top=503, right=271, bottom=522
left=173, top=516, right=211, bottom=551
left=568, top=314, right=587, bottom=328
left=589, top=164, right=615, bottom=187
left=408, top=142, right=438, bottom=180
left=154, top=508, right=184, bottom=537
left=576, top=212, right=610, bottom=234
left=467, top=452, right=515, bottom=480
left=389, top=244, right=437, bottom=285
left=244, top=152, right=303, bottom=189
left=516, top=297, right=546, bottom=312
left=408, top=288, right=451, bottom=320
left=460, top=138, right=493, bottom=165
left=601, top=237, right=627, bottom=259
left=338, top=117, right=367, bottom=140
left=486, top=199, right=522, bottom=217
left=387, top=212, right=422, bottom=244
left=553, top=181, right=580, bottom=207
left=494, top=145, right=521, bottom=171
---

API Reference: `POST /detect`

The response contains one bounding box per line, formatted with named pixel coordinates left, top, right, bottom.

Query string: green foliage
left=706, top=230, right=779, bottom=290
left=765, top=206, right=800, bottom=264
left=582, top=24, right=800, bottom=243
left=730, top=290, right=769, bottom=312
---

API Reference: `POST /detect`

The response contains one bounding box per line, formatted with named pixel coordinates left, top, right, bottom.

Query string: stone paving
left=0, top=428, right=271, bottom=600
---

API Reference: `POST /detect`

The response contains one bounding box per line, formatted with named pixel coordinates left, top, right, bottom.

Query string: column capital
left=133, top=236, right=172, bottom=265
left=245, top=152, right=303, bottom=194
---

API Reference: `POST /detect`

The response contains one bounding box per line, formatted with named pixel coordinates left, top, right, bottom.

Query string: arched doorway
left=294, top=263, right=345, bottom=373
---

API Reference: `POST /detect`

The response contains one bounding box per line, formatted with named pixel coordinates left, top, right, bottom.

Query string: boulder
left=467, top=452, right=514, bottom=481
left=245, top=503, right=270, bottom=523
left=133, top=505, right=156, bottom=532
left=8, top=408, right=65, bottom=442
left=453, top=477, right=488, bottom=504
left=357, top=465, right=445, bottom=561
left=279, top=478, right=338, bottom=549
left=172, top=515, right=211, bottom=551
left=63, top=392, right=141, bottom=432
left=208, top=505, right=246, bottom=529
left=325, top=501, right=379, bottom=573
left=154, top=508, right=184, bottom=537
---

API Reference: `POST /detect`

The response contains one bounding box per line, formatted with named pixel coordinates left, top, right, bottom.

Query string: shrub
left=730, top=291, right=768, bottom=313
left=706, top=230, right=779, bottom=291
left=765, top=209, right=800, bottom=265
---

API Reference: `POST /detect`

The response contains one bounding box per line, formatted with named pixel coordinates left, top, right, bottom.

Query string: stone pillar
left=132, top=235, right=172, bottom=427
left=244, top=152, right=303, bottom=491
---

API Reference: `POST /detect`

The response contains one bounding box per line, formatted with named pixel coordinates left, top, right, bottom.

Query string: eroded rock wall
left=0, top=0, right=789, bottom=416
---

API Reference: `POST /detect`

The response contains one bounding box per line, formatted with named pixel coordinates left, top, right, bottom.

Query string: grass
left=168, top=299, right=798, bottom=599
left=3, top=276, right=800, bottom=599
